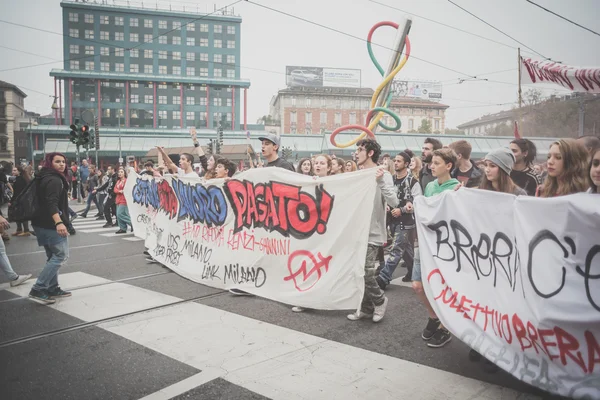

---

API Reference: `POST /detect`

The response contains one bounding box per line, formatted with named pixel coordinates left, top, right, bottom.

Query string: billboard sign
left=391, top=80, right=443, bottom=100
left=286, top=66, right=361, bottom=88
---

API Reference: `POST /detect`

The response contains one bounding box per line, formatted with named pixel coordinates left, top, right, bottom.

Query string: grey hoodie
left=369, top=170, right=399, bottom=246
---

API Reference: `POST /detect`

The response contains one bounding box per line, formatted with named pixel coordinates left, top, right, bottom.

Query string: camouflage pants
left=360, top=244, right=386, bottom=314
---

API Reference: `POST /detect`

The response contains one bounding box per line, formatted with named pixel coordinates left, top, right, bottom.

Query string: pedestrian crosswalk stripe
left=80, top=227, right=118, bottom=233
left=100, top=231, right=135, bottom=237
left=123, top=237, right=144, bottom=242
left=71, top=221, right=106, bottom=227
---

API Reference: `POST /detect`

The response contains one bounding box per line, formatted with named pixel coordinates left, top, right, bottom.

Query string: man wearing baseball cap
left=257, top=133, right=295, bottom=172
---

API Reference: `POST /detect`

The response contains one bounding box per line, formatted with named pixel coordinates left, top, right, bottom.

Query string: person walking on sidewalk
left=113, top=167, right=132, bottom=234
left=94, top=165, right=117, bottom=228
left=10, top=165, right=33, bottom=237
left=79, top=166, right=101, bottom=218
left=29, top=152, right=72, bottom=305
left=0, top=214, right=32, bottom=286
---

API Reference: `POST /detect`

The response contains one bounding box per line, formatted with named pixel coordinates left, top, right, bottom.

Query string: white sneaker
left=291, top=306, right=305, bottom=313
left=10, top=274, right=32, bottom=287
left=347, top=311, right=373, bottom=321
left=373, top=297, right=389, bottom=323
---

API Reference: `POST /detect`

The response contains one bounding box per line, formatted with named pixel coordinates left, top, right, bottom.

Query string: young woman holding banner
left=478, top=148, right=527, bottom=196
left=538, top=139, right=588, bottom=197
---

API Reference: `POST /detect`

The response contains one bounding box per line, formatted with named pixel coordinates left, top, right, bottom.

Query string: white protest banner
left=124, top=167, right=378, bottom=310
left=520, top=57, right=600, bottom=94
left=415, top=189, right=600, bottom=399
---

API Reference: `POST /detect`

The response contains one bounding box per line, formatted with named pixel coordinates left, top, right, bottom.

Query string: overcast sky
left=1, top=0, right=598, bottom=130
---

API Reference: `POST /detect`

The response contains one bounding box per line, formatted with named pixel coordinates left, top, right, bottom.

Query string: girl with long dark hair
left=538, top=139, right=589, bottom=197
left=29, top=152, right=72, bottom=305
left=10, top=165, right=33, bottom=236
left=479, top=148, right=527, bottom=196
left=587, top=146, right=600, bottom=193
left=296, top=158, right=313, bottom=176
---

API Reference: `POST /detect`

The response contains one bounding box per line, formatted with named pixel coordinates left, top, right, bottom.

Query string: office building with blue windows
left=44, top=0, right=250, bottom=153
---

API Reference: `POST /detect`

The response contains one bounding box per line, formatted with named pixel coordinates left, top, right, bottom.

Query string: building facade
left=457, top=109, right=517, bottom=136
left=0, top=81, right=27, bottom=163
left=270, top=87, right=448, bottom=134
left=52, top=0, right=250, bottom=133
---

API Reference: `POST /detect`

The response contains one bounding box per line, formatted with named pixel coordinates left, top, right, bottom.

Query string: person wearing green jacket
left=414, top=147, right=460, bottom=349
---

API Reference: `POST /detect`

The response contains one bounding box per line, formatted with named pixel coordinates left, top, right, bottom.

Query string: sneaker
left=79, top=213, right=87, bottom=218
left=115, top=229, right=127, bottom=234
left=112, top=223, right=118, bottom=227
left=401, top=275, right=412, bottom=282
left=347, top=311, right=373, bottom=321
left=427, top=328, right=452, bottom=348
left=17, top=232, right=32, bottom=237
left=422, top=317, right=440, bottom=340
left=95, top=216, right=104, bottom=220
left=372, top=296, right=388, bottom=323
left=10, top=274, right=32, bottom=287
left=68, top=228, right=76, bottom=235
left=376, top=276, right=386, bottom=290
left=228, top=288, right=253, bottom=296
left=291, top=306, right=305, bottom=313
left=48, top=287, right=72, bottom=298
left=102, top=223, right=112, bottom=228
left=28, top=289, right=56, bottom=305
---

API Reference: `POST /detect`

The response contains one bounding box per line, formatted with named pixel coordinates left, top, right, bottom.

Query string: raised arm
left=156, top=147, right=177, bottom=174
left=190, top=127, right=208, bottom=172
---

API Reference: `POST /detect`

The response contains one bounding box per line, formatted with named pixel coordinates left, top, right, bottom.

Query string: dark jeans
left=379, top=225, right=415, bottom=284
left=16, top=221, right=30, bottom=232
left=104, top=197, right=116, bottom=224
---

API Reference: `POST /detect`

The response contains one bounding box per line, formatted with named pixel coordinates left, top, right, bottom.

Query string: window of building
left=214, top=39, right=222, bottom=48
left=200, top=68, right=208, bottom=77
left=173, top=21, right=181, bottom=30
left=144, top=49, right=152, bottom=58
left=144, top=95, right=153, bottom=104
left=227, top=26, right=235, bottom=34
left=172, top=51, right=181, bottom=60
left=69, top=13, right=79, bottom=22
left=159, top=65, right=167, bottom=74
left=69, top=28, right=79, bottom=38
left=408, top=119, right=414, bottom=130
left=85, top=30, right=94, bottom=39
left=306, top=111, right=312, bottom=123
left=85, top=61, right=94, bottom=71
left=199, top=97, right=207, bottom=106
left=114, top=16, right=123, bottom=26
left=69, top=44, right=79, bottom=54
left=200, top=24, right=208, bottom=32
left=85, top=45, right=94, bottom=55
left=186, top=52, right=195, bottom=61
left=100, top=62, right=110, bottom=72
left=130, top=33, right=139, bottom=42
left=158, top=84, right=166, bottom=90
left=226, top=98, right=232, bottom=107
left=214, top=25, right=222, bottom=33
left=130, top=82, right=139, bottom=89
left=186, top=37, right=195, bottom=46
left=172, top=36, right=181, bottom=45
left=173, top=66, right=181, bottom=75
left=85, top=14, right=94, bottom=23
left=130, top=64, right=139, bottom=73
left=186, top=67, right=195, bottom=76
left=144, top=34, right=153, bottom=43
left=144, top=65, right=153, bottom=74
left=173, top=111, right=181, bottom=121
left=410, top=108, right=414, bottom=114
left=115, top=48, right=124, bottom=57
left=200, top=38, right=208, bottom=47
left=130, top=94, right=139, bottom=103
left=186, top=111, right=195, bottom=120
left=434, top=119, right=440, bottom=130
left=157, top=50, right=166, bottom=60
left=200, top=53, right=208, bottom=61
left=226, top=55, right=235, bottom=64
left=129, top=49, right=139, bottom=58
left=144, top=19, right=153, bottom=28
left=100, top=47, right=109, bottom=56
left=214, top=54, right=222, bottom=64
left=100, top=31, right=109, bottom=40
left=227, top=40, right=235, bottom=49
left=335, top=112, right=341, bottom=125
left=172, top=96, right=181, bottom=105
left=213, top=98, right=222, bottom=107
left=349, top=112, right=356, bottom=124
left=115, top=63, right=124, bottom=72
left=320, top=112, right=327, bottom=123
left=158, top=96, right=167, bottom=104
left=100, top=15, right=109, bottom=24
left=290, top=111, right=297, bottom=123
left=436, top=109, right=440, bottom=116
left=291, top=97, right=296, bottom=107
left=115, top=32, right=124, bottom=41
left=159, top=20, right=167, bottom=29
left=70, top=60, right=79, bottom=70
left=185, top=97, right=195, bottom=105
left=130, top=17, right=138, bottom=27
left=187, top=23, right=195, bottom=31
left=214, top=69, right=222, bottom=77
left=158, top=110, right=167, bottom=119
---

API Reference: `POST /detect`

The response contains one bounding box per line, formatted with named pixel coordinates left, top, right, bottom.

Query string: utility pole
left=578, top=96, right=585, bottom=138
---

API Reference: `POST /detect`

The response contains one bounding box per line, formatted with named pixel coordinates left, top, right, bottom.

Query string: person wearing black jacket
left=29, top=152, right=72, bottom=305
left=10, top=165, right=33, bottom=236
left=94, top=165, right=117, bottom=228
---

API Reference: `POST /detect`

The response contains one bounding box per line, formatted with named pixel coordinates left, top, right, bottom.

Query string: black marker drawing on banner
left=182, top=239, right=213, bottom=262
left=202, top=264, right=220, bottom=281
left=224, top=264, right=267, bottom=288
left=427, top=219, right=518, bottom=290
left=528, top=230, right=600, bottom=312
left=165, top=234, right=183, bottom=266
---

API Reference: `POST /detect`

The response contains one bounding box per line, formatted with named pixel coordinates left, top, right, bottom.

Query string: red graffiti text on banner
left=284, top=250, right=333, bottom=292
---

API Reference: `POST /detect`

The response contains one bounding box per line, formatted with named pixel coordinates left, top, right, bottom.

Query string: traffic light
left=81, top=125, right=90, bottom=145
left=206, top=139, right=213, bottom=155
left=69, top=119, right=79, bottom=144
left=216, top=124, right=223, bottom=155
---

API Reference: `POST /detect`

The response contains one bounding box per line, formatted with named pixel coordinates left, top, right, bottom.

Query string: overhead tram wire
left=525, top=0, right=600, bottom=38
left=0, top=45, right=58, bottom=61
left=446, top=0, right=552, bottom=61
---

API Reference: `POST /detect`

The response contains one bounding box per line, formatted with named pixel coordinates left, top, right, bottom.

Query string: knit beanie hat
left=484, top=147, right=516, bottom=176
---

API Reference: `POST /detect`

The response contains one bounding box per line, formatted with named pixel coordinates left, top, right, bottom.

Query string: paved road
left=0, top=203, right=558, bottom=400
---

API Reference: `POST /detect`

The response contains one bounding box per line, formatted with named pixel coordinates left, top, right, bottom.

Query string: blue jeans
left=97, top=193, right=107, bottom=216
left=31, top=226, right=69, bottom=292
left=116, top=205, right=132, bottom=231
left=379, top=225, right=415, bottom=284
left=0, top=236, right=18, bottom=281
left=81, top=191, right=100, bottom=216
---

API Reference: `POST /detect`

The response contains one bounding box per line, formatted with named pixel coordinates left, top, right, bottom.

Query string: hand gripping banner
left=125, top=168, right=378, bottom=310
left=415, top=189, right=600, bottom=399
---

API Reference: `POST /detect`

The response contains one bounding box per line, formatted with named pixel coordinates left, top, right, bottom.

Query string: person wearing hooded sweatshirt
left=29, top=152, right=72, bottom=305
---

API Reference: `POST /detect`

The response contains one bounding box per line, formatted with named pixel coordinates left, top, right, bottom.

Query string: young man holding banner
left=413, top=148, right=460, bottom=348
left=347, top=138, right=399, bottom=323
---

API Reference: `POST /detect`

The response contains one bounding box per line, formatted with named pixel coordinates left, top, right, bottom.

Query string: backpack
left=8, top=178, right=40, bottom=222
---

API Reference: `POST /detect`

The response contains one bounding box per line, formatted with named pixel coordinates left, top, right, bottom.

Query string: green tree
left=418, top=119, right=432, bottom=133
